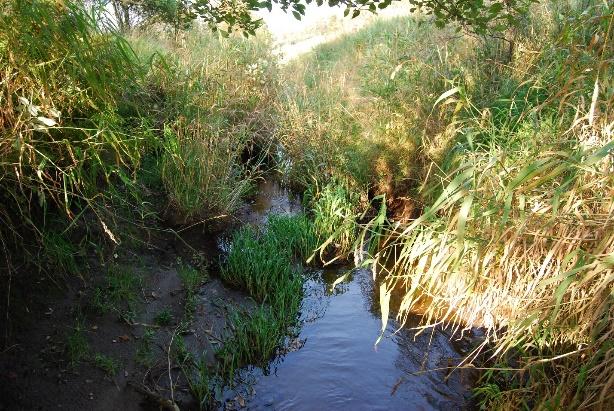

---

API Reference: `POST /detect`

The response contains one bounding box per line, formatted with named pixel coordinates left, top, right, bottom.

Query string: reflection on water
left=245, top=179, right=302, bottom=225
left=223, top=268, right=474, bottom=410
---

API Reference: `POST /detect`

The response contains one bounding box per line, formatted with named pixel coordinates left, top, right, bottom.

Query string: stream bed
left=216, top=179, right=475, bottom=410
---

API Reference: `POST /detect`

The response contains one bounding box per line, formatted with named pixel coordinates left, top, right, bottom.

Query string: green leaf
left=489, top=3, right=504, bottom=15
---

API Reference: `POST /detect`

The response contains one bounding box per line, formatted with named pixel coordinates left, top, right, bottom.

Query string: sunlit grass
left=307, top=181, right=361, bottom=263
left=357, top=4, right=614, bottom=408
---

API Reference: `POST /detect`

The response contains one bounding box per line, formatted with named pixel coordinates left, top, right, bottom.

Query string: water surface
left=222, top=179, right=474, bottom=410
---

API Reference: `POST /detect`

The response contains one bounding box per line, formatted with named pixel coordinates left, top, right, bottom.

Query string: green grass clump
left=154, top=308, right=173, bottom=326
left=266, top=214, right=319, bottom=260
left=308, top=182, right=361, bottom=262
left=217, top=306, right=289, bottom=381
left=93, top=353, right=119, bottom=377
left=221, top=213, right=314, bottom=305
left=135, top=329, right=156, bottom=368
left=222, top=225, right=300, bottom=303
left=177, top=260, right=207, bottom=323
left=178, top=260, right=205, bottom=292
left=219, top=213, right=314, bottom=380
left=65, top=318, right=89, bottom=367
left=92, top=265, right=143, bottom=322
left=185, top=356, right=214, bottom=410
left=160, top=120, right=252, bottom=219
left=41, top=230, right=79, bottom=276
left=171, top=334, right=192, bottom=364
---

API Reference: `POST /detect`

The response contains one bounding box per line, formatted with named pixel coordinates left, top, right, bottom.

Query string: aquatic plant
left=219, top=213, right=313, bottom=380
left=217, top=305, right=291, bottom=381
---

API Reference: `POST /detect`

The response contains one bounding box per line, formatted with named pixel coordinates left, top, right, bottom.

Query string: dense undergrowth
left=0, top=0, right=277, bottom=279
left=1, top=0, right=612, bottom=409
left=0, top=1, right=282, bottom=407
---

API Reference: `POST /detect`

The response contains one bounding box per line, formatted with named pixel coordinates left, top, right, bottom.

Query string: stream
left=215, top=178, right=475, bottom=410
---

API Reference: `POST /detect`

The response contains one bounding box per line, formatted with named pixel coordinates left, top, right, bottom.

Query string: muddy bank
left=0, top=178, right=304, bottom=410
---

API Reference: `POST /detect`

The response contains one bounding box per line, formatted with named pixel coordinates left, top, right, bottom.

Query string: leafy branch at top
left=102, top=0, right=540, bottom=36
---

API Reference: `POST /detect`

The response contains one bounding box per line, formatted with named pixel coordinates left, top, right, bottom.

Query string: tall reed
left=367, top=3, right=613, bottom=408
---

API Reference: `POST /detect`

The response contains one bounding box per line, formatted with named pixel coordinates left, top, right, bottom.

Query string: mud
left=0, top=178, right=301, bottom=411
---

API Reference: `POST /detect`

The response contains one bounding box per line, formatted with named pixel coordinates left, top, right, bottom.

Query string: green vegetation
left=177, top=259, right=206, bottom=292
left=0, top=1, right=146, bottom=272
left=159, top=121, right=252, bottom=220
left=135, top=329, right=156, bottom=368
left=185, top=356, right=214, bottom=409
left=154, top=308, right=173, bottom=326
left=171, top=333, right=192, bottom=364
left=218, top=214, right=316, bottom=380
left=92, top=265, right=143, bottom=322
left=177, top=259, right=207, bottom=324
left=93, top=353, right=120, bottom=377
left=276, top=15, right=460, bottom=200
left=266, top=214, right=319, bottom=260
left=0, top=0, right=277, bottom=278
left=274, top=2, right=613, bottom=409
left=222, top=227, right=300, bottom=304
left=65, top=318, right=89, bottom=367
left=217, top=306, right=291, bottom=381
left=308, top=182, right=362, bottom=262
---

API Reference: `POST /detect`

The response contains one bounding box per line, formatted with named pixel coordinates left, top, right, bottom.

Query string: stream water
left=219, top=179, right=474, bottom=410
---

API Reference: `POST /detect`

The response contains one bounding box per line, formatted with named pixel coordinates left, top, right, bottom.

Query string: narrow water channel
left=220, top=179, right=474, bottom=410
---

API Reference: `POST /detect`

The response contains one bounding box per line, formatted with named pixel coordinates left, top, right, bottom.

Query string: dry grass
left=367, top=4, right=614, bottom=408
left=376, top=117, right=613, bottom=409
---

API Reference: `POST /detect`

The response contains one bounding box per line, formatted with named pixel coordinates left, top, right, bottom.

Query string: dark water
left=242, top=178, right=302, bottom=225
left=222, top=179, right=474, bottom=410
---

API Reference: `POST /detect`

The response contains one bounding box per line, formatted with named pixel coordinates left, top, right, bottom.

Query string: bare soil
left=0, top=200, right=267, bottom=411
